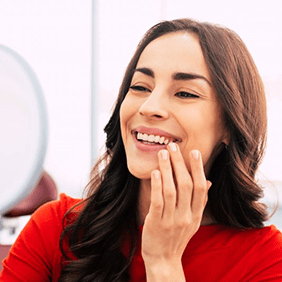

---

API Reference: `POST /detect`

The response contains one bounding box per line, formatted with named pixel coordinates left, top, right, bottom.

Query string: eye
left=175, top=91, right=199, bottom=99
left=129, top=85, right=151, bottom=92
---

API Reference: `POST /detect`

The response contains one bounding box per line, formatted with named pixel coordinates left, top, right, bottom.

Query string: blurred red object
left=3, top=170, right=58, bottom=217
left=0, top=170, right=57, bottom=271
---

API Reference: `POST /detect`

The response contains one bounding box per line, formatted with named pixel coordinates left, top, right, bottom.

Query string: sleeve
left=0, top=193, right=72, bottom=282
left=247, top=225, right=282, bottom=281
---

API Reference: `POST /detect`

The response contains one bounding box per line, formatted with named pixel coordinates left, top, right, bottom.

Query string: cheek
left=179, top=107, right=226, bottom=167
left=199, top=122, right=227, bottom=171
left=119, top=101, right=128, bottom=142
left=120, top=95, right=136, bottom=142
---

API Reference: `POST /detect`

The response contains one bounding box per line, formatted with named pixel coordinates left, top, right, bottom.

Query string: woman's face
left=120, top=31, right=228, bottom=180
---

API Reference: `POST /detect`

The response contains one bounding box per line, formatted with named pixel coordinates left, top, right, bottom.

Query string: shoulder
left=183, top=225, right=282, bottom=280
left=218, top=224, right=282, bottom=251
left=246, top=225, right=282, bottom=255
left=241, top=225, right=282, bottom=279
left=232, top=224, right=282, bottom=250
left=0, top=194, right=83, bottom=281
left=248, top=224, right=282, bottom=241
left=31, top=193, right=82, bottom=225
left=221, top=225, right=282, bottom=278
left=16, top=192, right=83, bottom=253
left=186, top=224, right=282, bottom=257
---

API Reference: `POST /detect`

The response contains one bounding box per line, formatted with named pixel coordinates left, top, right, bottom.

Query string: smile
left=131, top=127, right=181, bottom=152
left=136, top=132, right=175, bottom=145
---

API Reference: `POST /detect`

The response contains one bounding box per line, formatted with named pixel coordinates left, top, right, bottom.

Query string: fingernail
left=168, top=142, right=177, bottom=152
left=161, top=150, right=168, bottom=160
left=153, top=170, right=160, bottom=179
left=191, top=150, right=199, bottom=160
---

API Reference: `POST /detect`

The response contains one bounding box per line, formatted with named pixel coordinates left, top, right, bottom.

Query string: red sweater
left=1, top=193, right=282, bottom=281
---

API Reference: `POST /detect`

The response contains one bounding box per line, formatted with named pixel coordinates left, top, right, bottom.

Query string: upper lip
left=132, top=126, right=182, bottom=142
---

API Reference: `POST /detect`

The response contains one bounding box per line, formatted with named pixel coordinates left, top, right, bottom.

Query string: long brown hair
left=59, top=18, right=268, bottom=281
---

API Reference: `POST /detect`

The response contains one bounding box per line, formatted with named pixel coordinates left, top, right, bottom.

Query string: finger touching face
left=120, top=31, right=228, bottom=180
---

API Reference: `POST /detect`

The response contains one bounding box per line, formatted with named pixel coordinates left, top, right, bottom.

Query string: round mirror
left=0, top=44, right=48, bottom=215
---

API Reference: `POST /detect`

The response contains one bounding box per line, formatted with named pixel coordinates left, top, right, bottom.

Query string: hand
left=141, top=143, right=211, bottom=280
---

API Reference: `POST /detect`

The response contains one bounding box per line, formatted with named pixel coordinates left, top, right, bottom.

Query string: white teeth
left=148, top=134, right=155, bottom=142
left=159, top=136, right=165, bottom=144
left=154, top=135, right=160, bottom=143
left=136, top=132, right=175, bottom=145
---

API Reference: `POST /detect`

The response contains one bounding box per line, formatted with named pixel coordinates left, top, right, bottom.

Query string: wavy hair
left=59, top=18, right=268, bottom=281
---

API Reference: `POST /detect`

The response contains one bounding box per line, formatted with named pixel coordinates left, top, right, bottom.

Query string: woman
left=1, top=18, right=282, bottom=281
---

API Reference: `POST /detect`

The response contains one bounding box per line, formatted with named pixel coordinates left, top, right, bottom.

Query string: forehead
left=136, top=31, right=211, bottom=81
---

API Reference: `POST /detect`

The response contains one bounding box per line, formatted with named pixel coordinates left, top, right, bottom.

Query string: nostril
left=139, top=111, right=167, bottom=119
left=154, top=114, right=163, bottom=118
left=139, top=110, right=164, bottom=119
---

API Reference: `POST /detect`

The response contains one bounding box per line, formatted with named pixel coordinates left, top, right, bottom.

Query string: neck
left=138, top=179, right=151, bottom=225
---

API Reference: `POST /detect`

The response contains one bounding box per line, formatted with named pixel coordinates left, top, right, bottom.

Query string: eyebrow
left=133, top=67, right=212, bottom=87
left=133, top=67, right=154, bottom=78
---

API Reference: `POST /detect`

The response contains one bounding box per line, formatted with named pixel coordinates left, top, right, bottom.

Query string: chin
left=127, top=163, right=156, bottom=180
left=125, top=152, right=159, bottom=180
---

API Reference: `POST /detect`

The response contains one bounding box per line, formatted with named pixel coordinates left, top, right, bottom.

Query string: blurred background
left=0, top=0, right=281, bottom=224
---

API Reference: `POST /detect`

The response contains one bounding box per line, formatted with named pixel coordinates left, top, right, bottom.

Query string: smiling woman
left=1, top=18, right=282, bottom=282
left=120, top=32, right=227, bottom=183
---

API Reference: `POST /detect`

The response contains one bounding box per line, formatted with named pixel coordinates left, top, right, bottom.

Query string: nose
left=138, top=88, right=169, bottom=120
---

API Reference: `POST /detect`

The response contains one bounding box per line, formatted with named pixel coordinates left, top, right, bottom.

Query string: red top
left=1, top=193, right=282, bottom=281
